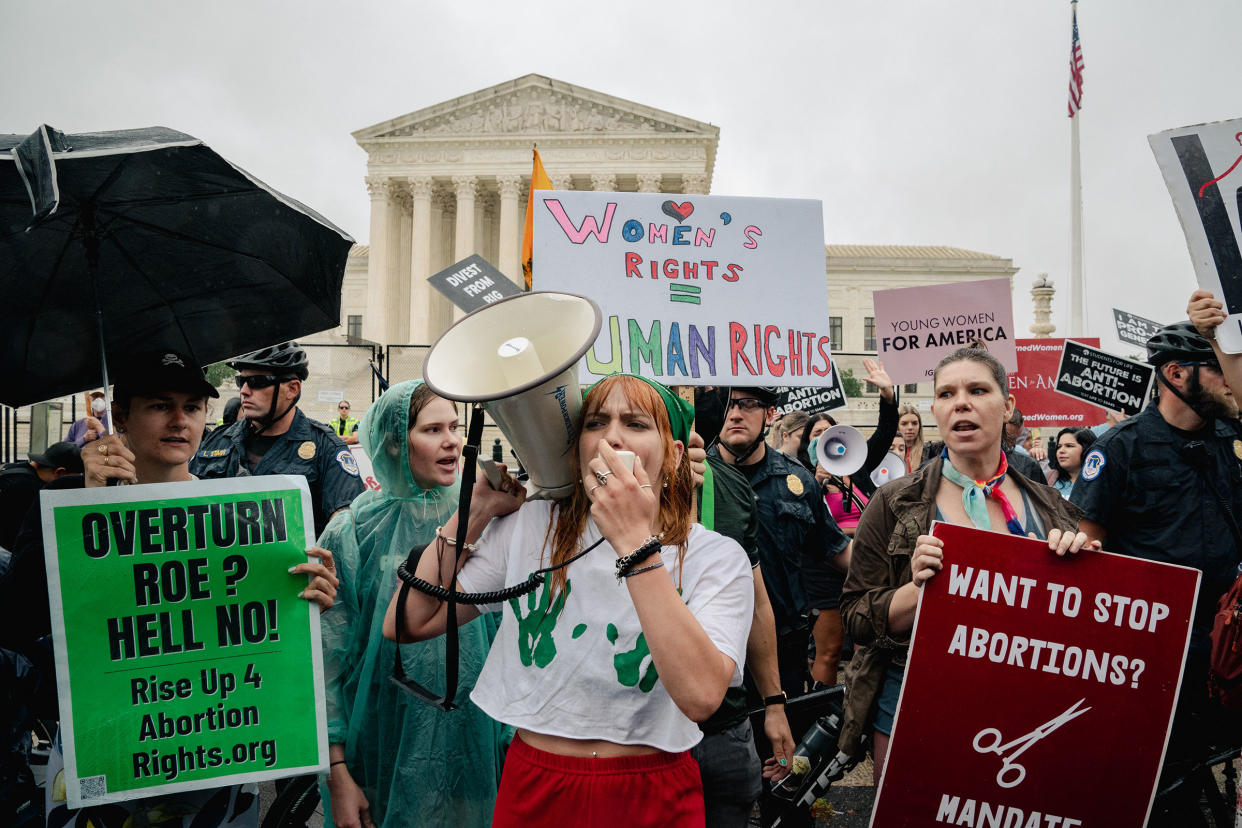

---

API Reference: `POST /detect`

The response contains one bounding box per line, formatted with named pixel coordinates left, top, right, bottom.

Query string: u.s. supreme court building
left=306, top=74, right=1020, bottom=431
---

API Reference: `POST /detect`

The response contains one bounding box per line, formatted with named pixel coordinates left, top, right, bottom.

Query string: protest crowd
left=3, top=281, right=1242, bottom=828
left=3, top=117, right=1242, bottom=828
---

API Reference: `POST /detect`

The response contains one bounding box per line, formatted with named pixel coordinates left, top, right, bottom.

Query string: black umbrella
left=0, top=124, right=354, bottom=408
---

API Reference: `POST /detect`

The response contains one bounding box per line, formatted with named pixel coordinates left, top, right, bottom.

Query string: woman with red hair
left=385, top=373, right=754, bottom=826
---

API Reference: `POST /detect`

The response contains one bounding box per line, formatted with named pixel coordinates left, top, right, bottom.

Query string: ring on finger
left=594, top=470, right=611, bottom=486
left=638, top=483, right=653, bottom=489
left=588, top=484, right=602, bottom=494
left=98, top=443, right=108, bottom=456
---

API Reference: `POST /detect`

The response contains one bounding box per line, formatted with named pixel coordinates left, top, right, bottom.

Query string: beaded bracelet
left=622, top=561, right=665, bottom=579
left=615, top=535, right=663, bottom=582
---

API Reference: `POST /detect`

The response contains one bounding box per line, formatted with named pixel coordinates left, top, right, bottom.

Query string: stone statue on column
left=1030, top=274, right=1056, bottom=338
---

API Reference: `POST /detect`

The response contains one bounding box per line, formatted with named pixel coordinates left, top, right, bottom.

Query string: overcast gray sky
left=6, top=0, right=1240, bottom=354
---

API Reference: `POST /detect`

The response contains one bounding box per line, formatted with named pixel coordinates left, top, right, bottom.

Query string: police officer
left=328, top=400, right=360, bottom=445
left=707, top=386, right=850, bottom=698
left=1071, top=312, right=1242, bottom=824
left=191, top=343, right=364, bottom=535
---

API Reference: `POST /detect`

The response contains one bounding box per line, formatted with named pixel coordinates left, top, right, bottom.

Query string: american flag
left=1067, top=4, right=1084, bottom=117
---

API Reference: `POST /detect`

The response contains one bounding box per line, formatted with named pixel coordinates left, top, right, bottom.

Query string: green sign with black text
left=42, top=476, right=328, bottom=807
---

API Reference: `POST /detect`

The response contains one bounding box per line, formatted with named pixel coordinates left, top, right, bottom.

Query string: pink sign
left=1008, top=338, right=1107, bottom=429
left=872, top=523, right=1199, bottom=828
left=873, top=279, right=1018, bottom=385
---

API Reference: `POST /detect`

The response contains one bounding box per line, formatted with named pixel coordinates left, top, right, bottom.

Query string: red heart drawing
left=661, top=200, right=694, bottom=223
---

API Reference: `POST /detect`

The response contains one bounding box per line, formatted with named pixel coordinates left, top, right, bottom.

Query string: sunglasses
left=1177, top=361, right=1223, bottom=373
left=234, top=374, right=295, bottom=390
left=726, top=397, right=767, bottom=412
left=338, top=405, right=350, bottom=410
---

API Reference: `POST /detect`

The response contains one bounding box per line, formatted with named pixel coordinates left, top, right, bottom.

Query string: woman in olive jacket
left=838, top=347, right=1097, bottom=783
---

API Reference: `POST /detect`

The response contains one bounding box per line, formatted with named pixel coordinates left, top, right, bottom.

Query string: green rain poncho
left=318, top=380, right=506, bottom=827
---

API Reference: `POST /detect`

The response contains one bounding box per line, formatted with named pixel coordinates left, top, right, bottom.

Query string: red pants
left=493, top=734, right=706, bottom=828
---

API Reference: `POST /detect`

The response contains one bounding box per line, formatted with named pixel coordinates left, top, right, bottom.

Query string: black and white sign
left=1112, top=309, right=1164, bottom=349
left=1054, top=340, right=1154, bottom=415
left=428, top=254, right=522, bottom=314
left=775, top=362, right=847, bottom=415
left=1149, top=119, right=1242, bottom=353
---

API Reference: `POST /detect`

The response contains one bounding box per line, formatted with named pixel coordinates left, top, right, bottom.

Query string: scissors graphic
left=972, top=698, right=1090, bottom=788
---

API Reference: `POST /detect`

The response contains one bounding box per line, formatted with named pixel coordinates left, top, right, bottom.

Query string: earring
left=662, top=480, right=669, bottom=489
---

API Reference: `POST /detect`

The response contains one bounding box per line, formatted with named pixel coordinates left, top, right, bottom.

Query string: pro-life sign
left=428, top=254, right=523, bottom=314
left=1112, top=309, right=1164, bottom=350
left=872, top=279, right=1017, bottom=385
left=872, top=523, right=1198, bottom=828
left=774, top=362, right=847, bottom=416
left=42, top=477, right=328, bottom=806
left=1054, top=340, right=1154, bottom=415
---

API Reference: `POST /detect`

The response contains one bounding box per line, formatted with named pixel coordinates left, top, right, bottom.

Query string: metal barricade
left=297, top=343, right=380, bottom=429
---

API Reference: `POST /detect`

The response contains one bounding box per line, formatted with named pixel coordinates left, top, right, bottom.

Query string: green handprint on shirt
left=606, top=623, right=659, bottom=692
left=509, top=580, right=571, bottom=668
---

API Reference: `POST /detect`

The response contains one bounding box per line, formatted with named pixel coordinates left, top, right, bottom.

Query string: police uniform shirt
left=191, top=408, right=364, bottom=536
left=708, top=443, right=848, bottom=630
left=1070, top=402, right=1242, bottom=650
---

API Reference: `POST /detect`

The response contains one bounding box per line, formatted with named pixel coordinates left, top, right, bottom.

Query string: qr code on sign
left=78, top=775, right=107, bottom=799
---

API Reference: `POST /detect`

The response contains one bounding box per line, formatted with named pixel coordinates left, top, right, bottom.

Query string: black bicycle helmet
left=1146, top=322, right=1215, bottom=366
left=227, top=342, right=310, bottom=380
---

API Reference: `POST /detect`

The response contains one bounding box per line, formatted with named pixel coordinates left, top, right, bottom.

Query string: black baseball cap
left=112, top=351, right=219, bottom=399
left=29, top=441, right=84, bottom=473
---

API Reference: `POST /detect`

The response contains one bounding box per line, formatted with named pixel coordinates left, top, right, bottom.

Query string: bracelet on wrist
left=763, top=692, right=788, bottom=707
left=437, top=526, right=478, bottom=552
left=621, top=561, right=665, bottom=580
left=330, top=759, right=347, bottom=767
left=615, top=534, right=664, bottom=582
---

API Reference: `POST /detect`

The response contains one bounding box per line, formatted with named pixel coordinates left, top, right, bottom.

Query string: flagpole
left=1069, top=0, right=1086, bottom=337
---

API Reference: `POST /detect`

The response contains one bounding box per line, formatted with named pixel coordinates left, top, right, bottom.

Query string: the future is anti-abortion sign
left=533, top=191, right=832, bottom=386
left=873, top=279, right=1018, bottom=385
left=42, top=477, right=328, bottom=807
left=872, top=523, right=1198, bottom=828
left=1008, top=339, right=1107, bottom=428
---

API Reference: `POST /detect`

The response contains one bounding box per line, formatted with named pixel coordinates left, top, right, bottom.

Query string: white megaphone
left=815, top=425, right=867, bottom=477
left=869, top=451, right=907, bottom=488
left=422, top=292, right=602, bottom=499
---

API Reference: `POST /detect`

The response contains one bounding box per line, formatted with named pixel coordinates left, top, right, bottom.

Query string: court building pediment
left=353, top=74, right=718, bottom=142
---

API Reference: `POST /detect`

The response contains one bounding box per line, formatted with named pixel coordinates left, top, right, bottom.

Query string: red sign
left=1008, top=339, right=1107, bottom=429
left=872, top=523, right=1199, bottom=828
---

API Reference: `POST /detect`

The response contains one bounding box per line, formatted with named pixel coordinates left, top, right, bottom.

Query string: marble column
left=452, top=175, right=478, bottom=321
left=497, top=175, right=522, bottom=282
left=591, top=173, right=616, bottom=192
left=407, top=176, right=434, bottom=344
left=389, top=182, right=412, bottom=343
left=636, top=173, right=662, bottom=193
left=550, top=173, right=574, bottom=191
left=452, top=175, right=478, bottom=261
left=430, top=189, right=456, bottom=338
left=363, top=176, right=391, bottom=343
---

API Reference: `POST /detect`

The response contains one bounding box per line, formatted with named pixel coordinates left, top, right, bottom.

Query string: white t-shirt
left=456, top=500, right=754, bottom=752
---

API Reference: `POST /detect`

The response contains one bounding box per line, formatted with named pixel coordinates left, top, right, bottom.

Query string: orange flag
left=521, top=147, right=552, bottom=290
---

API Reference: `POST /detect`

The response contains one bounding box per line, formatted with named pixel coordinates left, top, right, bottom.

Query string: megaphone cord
left=396, top=535, right=606, bottom=603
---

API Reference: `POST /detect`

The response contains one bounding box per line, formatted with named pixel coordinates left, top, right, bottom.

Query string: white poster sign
left=533, top=191, right=831, bottom=386
left=1149, top=118, right=1242, bottom=352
